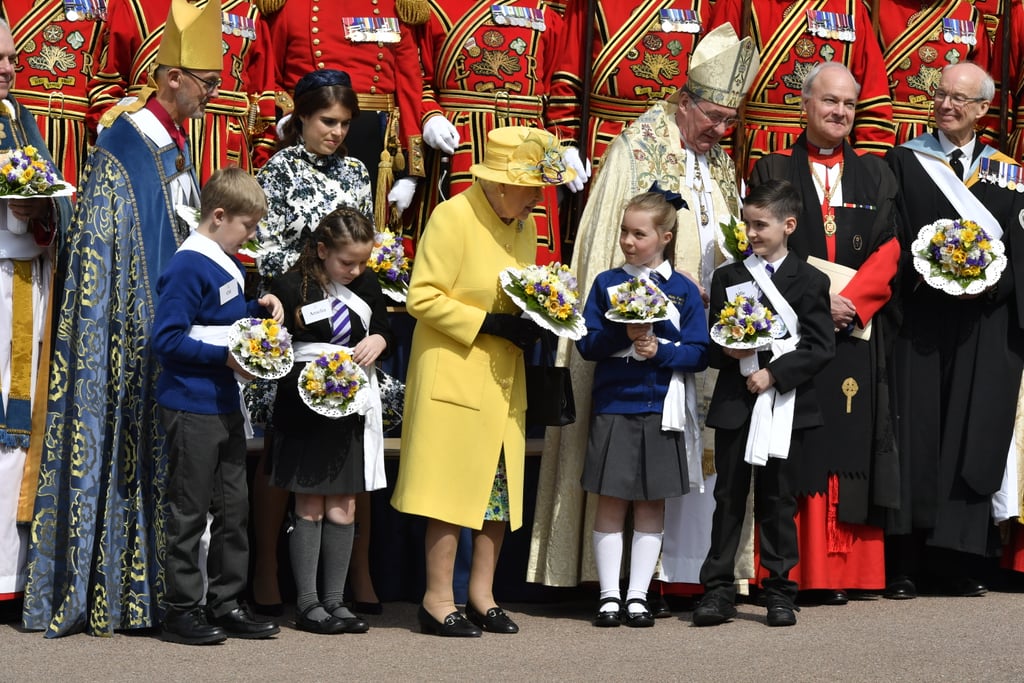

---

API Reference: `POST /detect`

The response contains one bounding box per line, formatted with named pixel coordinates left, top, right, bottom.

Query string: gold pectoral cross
left=842, top=377, right=859, bottom=414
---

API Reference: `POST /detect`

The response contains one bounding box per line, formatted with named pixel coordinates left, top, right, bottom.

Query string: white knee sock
left=592, top=530, right=624, bottom=610
left=626, top=531, right=663, bottom=613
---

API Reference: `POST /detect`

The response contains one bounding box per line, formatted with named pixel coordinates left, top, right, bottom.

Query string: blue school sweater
left=576, top=267, right=709, bottom=415
left=153, top=247, right=266, bottom=414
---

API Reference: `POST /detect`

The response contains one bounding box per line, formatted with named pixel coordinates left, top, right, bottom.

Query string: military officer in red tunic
left=412, top=0, right=585, bottom=264
left=711, top=0, right=896, bottom=175
left=875, top=0, right=989, bottom=147
left=87, top=0, right=277, bottom=181
left=2, top=0, right=106, bottom=187
left=548, top=0, right=710, bottom=172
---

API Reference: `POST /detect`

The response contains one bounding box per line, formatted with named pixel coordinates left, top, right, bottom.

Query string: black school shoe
left=622, top=598, right=655, bottom=628
left=210, top=605, right=280, bottom=639
left=592, top=597, right=623, bottom=627
left=161, top=608, right=227, bottom=645
left=466, top=603, right=519, bottom=633
left=765, top=595, right=800, bottom=627
left=692, top=591, right=737, bottom=627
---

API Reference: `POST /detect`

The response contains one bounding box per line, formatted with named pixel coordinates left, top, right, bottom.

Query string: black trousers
left=700, top=420, right=801, bottom=602
left=161, top=408, right=249, bottom=618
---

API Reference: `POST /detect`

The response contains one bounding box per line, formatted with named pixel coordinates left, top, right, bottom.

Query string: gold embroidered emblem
left=918, top=45, right=938, bottom=63
left=907, top=64, right=942, bottom=94
left=27, top=44, right=76, bottom=74
left=482, top=29, right=504, bottom=47
left=42, top=24, right=64, bottom=43
left=795, top=37, right=815, bottom=58
left=842, top=377, right=859, bottom=413
left=781, top=61, right=817, bottom=90
left=470, top=50, right=522, bottom=78
left=630, top=52, right=680, bottom=84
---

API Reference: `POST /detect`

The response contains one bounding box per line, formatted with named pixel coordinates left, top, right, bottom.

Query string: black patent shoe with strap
left=592, top=597, right=623, bottom=628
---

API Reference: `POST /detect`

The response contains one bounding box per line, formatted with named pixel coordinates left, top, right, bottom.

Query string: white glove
left=422, top=115, right=460, bottom=155
left=563, top=146, right=591, bottom=193
left=387, top=177, right=418, bottom=212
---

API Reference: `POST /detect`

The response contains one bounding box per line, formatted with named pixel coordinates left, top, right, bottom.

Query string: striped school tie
left=330, top=298, right=351, bottom=345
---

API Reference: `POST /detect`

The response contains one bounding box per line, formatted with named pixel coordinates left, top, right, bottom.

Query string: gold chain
left=809, top=160, right=844, bottom=236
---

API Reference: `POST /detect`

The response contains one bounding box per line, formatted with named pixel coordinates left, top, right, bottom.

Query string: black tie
left=949, top=149, right=965, bottom=181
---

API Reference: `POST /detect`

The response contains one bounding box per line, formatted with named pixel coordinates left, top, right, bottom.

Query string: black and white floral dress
left=255, top=143, right=373, bottom=280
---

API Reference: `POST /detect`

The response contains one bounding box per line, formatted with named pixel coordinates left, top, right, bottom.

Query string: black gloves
left=479, top=313, right=541, bottom=349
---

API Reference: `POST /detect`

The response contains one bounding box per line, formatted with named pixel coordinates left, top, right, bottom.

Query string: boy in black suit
left=693, top=179, right=835, bottom=627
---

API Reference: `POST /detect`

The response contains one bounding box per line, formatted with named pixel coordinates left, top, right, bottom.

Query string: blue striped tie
left=330, top=298, right=351, bottom=345
left=764, top=263, right=775, bottom=277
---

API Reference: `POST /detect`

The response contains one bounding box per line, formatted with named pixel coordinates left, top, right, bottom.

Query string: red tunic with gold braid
left=710, top=0, right=895, bottom=175
left=86, top=0, right=277, bottom=181
left=262, top=0, right=425, bottom=176
left=993, top=0, right=1023, bottom=160
left=877, top=0, right=989, bottom=147
left=414, top=0, right=566, bottom=265
left=3, top=0, right=105, bottom=187
left=548, top=0, right=708, bottom=171
left=971, top=0, right=1005, bottom=46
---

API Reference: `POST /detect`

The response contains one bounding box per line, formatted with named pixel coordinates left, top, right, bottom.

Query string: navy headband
left=294, top=69, right=352, bottom=100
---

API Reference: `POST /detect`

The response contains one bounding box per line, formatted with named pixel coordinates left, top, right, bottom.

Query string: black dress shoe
left=353, top=601, right=383, bottom=615
left=648, top=593, right=672, bottom=619
left=943, top=576, right=987, bottom=597
left=623, top=598, right=655, bottom=628
left=161, top=608, right=227, bottom=645
left=592, top=598, right=622, bottom=628
left=210, top=605, right=280, bottom=639
left=823, top=590, right=849, bottom=606
left=417, top=605, right=482, bottom=637
left=883, top=577, right=917, bottom=600
left=466, top=603, right=519, bottom=634
left=766, top=604, right=797, bottom=627
left=692, top=592, right=737, bottom=627
left=295, top=604, right=347, bottom=635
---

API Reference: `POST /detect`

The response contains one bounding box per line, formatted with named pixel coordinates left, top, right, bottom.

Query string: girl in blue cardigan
left=576, top=191, right=709, bottom=628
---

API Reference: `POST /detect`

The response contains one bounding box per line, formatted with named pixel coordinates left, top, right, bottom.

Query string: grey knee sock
left=321, top=519, right=355, bottom=617
left=290, top=518, right=329, bottom=621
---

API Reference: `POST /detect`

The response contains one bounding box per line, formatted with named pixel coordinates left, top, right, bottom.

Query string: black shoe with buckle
left=592, top=597, right=622, bottom=628
left=692, top=592, right=737, bottom=627
left=623, top=598, right=655, bottom=628
left=466, top=603, right=519, bottom=634
left=161, top=607, right=227, bottom=645
left=209, top=605, right=280, bottom=639
left=417, top=605, right=482, bottom=637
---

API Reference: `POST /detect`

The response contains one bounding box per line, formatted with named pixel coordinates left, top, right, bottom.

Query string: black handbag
left=524, top=334, right=576, bottom=426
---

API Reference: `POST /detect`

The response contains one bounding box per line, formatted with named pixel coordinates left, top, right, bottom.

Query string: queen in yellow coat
left=392, top=127, right=576, bottom=637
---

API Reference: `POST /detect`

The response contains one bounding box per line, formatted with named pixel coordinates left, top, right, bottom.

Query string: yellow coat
left=391, top=182, right=535, bottom=530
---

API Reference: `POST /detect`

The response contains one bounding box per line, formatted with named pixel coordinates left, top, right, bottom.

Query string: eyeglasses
left=933, top=89, right=986, bottom=107
left=691, top=98, right=739, bottom=128
left=180, top=67, right=222, bottom=94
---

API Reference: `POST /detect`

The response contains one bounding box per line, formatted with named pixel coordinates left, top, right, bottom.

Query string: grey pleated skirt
left=581, top=412, right=689, bottom=500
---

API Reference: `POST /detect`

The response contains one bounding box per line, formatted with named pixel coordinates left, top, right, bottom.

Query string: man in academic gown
left=749, top=62, right=901, bottom=603
left=885, top=61, right=1024, bottom=598
left=22, top=0, right=223, bottom=636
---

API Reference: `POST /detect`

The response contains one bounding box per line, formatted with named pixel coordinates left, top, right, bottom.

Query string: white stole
left=320, top=283, right=387, bottom=491
left=742, top=256, right=800, bottom=466
left=911, top=149, right=1002, bottom=239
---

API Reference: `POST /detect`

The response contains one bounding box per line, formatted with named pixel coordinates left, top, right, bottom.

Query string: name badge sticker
left=301, top=298, right=332, bottom=325
left=725, top=282, right=760, bottom=303
left=219, top=280, right=240, bottom=306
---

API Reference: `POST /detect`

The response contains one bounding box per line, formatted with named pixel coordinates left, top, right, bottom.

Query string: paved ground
left=4, top=590, right=1023, bottom=681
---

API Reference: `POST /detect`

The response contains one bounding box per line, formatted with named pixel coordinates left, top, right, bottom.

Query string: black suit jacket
left=706, top=256, right=835, bottom=431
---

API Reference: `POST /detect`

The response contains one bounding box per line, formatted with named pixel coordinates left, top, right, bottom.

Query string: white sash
left=178, top=231, right=246, bottom=288
left=296, top=285, right=386, bottom=491
left=610, top=263, right=703, bottom=490
left=913, top=151, right=1002, bottom=239
left=742, top=256, right=800, bottom=466
left=187, top=323, right=254, bottom=438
